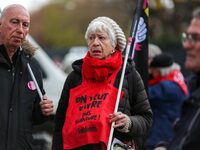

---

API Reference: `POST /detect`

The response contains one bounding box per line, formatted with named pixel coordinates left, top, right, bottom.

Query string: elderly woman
left=52, top=16, right=152, bottom=150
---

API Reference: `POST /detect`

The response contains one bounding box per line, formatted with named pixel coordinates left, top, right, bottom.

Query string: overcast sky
left=0, top=0, right=50, bottom=12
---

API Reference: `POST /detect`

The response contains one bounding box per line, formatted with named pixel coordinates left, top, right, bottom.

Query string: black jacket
left=0, top=44, right=47, bottom=150
left=168, top=73, right=200, bottom=150
left=52, top=58, right=152, bottom=150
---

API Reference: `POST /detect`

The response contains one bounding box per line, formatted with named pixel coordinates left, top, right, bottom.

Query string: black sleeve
left=129, top=68, right=152, bottom=135
left=52, top=72, right=81, bottom=150
left=128, top=66, right=153, bottom=149
left=52, top=78, right=69, bottom=150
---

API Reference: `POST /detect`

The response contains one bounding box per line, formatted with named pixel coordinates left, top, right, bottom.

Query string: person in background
left=148, top=43, right=162, bottom=83
left=0, top=4, right=53, bottom=150
left=148, top=43, right=162, bottom=66
left=144, top=53, right=189, bottom=150
left=165, top=7, right=200, bottom=150
left=52, top=16, right=152, bottom=150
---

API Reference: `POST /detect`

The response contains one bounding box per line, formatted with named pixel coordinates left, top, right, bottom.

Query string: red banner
left=62, top=82, right=123, bottom=149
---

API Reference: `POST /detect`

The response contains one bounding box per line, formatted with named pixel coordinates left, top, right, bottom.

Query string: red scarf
left=149, top=69, right=188, bottom=95
left=82, top=50, right=122, bottom=84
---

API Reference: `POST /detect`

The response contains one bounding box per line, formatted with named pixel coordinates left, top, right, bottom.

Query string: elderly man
left=168, top=7, right=200, bottom=150
left=155, top=7, right=200, bottom=150
left=0, top=4, right=53, bottom=150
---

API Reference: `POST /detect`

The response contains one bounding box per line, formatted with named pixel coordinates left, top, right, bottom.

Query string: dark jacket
left=168, top=73, right=200, bottom=150
left=0, top=43, right=47, bottom=150
left=52, top=58, right=152, bottom=150
left=145, top=80, right=188, bottom=149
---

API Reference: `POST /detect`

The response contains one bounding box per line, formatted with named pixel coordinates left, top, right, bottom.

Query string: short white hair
left=85, top=20, right=116, bottom=48
left=85, top=16, right=126, bottom=52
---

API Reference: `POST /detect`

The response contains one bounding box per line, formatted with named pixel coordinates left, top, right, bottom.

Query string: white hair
left=148, top=43, right=162, bottom=59
left=85, top=16, right=126, bottom=51
left=159, top=63, right=181, bottom=76
left=85, top=21, right=116, bottom=48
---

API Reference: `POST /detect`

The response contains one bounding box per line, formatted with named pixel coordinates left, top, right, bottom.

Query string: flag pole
left=107, top=0, right=144, bottom=149
left=27, top=63, right=43, bottom=101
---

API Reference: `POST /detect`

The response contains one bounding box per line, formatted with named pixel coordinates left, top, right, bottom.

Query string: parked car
left=61, top=46, right=87, bottom=74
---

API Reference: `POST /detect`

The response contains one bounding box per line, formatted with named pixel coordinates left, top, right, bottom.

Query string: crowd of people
left=0, top=3, right=200, bottom=150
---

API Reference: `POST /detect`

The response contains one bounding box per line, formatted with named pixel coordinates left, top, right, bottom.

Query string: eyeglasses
left=182, top=32, right=200, bottom=43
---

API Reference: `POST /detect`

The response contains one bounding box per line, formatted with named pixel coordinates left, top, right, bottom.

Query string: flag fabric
left=130, top=0, right=149, bottom=91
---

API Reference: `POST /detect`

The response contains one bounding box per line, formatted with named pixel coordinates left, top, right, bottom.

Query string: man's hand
left=40, top=95, right=54, bottom=116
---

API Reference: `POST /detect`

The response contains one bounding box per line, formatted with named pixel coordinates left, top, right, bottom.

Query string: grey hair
left=85, top=20, right=116, bottom=48
left=192, top=7, right=200, bottom=19
left=85, top=16, right=126, bottom=51
left=148, top=43, right=162, bottom=59
left=159, top=63, right=181, bottom=76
